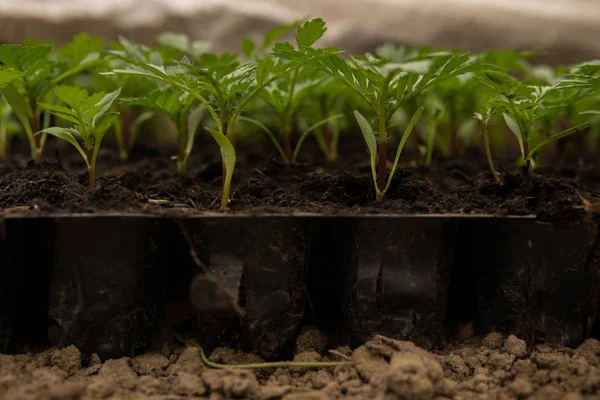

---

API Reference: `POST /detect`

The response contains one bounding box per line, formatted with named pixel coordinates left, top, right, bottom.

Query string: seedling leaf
left=384, top=106, right=425, bottom=193
left=296, top=18, right=327, bottom=48
left=354, top=110, right=378, bottom=191
left=206, top=127, right=236, bottom=210
left=527, top=122, right=591, bottom=161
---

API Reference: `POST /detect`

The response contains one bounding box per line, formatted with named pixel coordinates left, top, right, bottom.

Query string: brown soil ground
left=0, top=138, right=598, bottom=223
left=1, top=327, right=599, bottom=400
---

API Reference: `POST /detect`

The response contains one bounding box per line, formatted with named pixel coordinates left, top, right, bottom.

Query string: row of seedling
left=1, top=19, right=599, bottom=208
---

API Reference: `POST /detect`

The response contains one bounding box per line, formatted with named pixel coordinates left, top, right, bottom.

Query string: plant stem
left=282, top=124, right=293, bottom=164
left=87, top=148, right=95, bottom=186
left=425, top=118, right=436, bottom=168
left=523, top=139, right=533, bottom=176
left=176, top=335, right=351, bottom=370
left=177, top=118, right=187, bottom=174
left=30, top=116, right=42, bottom=163
left=482, top=121, right=500, bottom=183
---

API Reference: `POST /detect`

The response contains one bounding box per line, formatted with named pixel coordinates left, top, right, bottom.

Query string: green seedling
left=107, top=19, right=336, bottom=209
left=276, top=43, right=502, bottom=199
left=0, top=94, right=21, bottom=158
left=475, top=71, right=594, bottom=175
left=122, top=90, right=204, bottom=173
left=474, top=108, right=501, bottom=183
left=37, top=85, right=121, bottom=186
left=0, top=34, right=107, bottom=162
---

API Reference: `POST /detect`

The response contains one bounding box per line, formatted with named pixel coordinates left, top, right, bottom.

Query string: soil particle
left=482, top=332, right=504, bottom=349
left=201, top=369, right=259, bottom=398
left=131, top=353, right=170, bottom=376
left=295, top=326, right=329, bottom=355
left=172, top=371, right=206, bottom=396
left=50, top=346, right=82, bottom=375
left=2, top=332, right=600, bottom=399
left=503, top=335, right=528, bottom=358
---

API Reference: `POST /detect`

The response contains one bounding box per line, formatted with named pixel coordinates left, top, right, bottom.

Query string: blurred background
left=1, top=0, right=600, bottom=64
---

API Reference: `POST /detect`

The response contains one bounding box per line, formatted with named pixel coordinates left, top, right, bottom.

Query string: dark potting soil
left=1, top=326, right=599, bottom=400
left=0, top=138, right=597, bottom=222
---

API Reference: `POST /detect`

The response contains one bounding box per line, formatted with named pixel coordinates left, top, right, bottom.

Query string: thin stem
left=482, top=120, right=501, bottom=183
left=175, top=334, right=351, bottom=370
left=425, top=118, right=436, bottom=168
left=523, top=138, right=532, bottom=176
left=376, top=77, right=391, bottom=198
left=29, top=116, right=42, bottom=163
left=87, top=148, right=95, bottom=186
left=282, top=123, right=293, bottom=164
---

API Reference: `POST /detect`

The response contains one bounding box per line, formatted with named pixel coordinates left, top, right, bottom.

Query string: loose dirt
left=1, top=328, right=599, bottom=400
left=0, top=140, right=598, bottom=223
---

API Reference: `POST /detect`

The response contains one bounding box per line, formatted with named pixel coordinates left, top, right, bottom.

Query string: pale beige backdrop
left=1, top=0, right=599, bottom=64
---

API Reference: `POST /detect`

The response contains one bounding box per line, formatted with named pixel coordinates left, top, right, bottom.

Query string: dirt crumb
left=503, top=335, right=528, bottom=358
left=202, top=368, right=259, bottom=398
left=295, top=325, right=328, bottom=354
left=1, top=331, right=599, bottom=399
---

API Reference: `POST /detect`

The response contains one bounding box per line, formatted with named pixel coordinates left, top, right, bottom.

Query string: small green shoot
left=38, top=86, right=121, bottom=186
left=476, top=71, right=593, bottom=175
left=474, top=108, right=501, bottom=183
left=122, top=90, right=204, bottom=173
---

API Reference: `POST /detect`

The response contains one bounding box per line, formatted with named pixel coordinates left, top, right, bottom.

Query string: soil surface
left=1, top=137, right=599, bottom=221
left=1, top=327, right=599, bottom=400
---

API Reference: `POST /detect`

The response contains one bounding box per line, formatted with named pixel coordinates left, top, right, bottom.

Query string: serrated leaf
left=88, top=88, right=122, bottom=125
left=0, top=44, right=53, bottom=69
left=354, top=110, right=378, bottom=187
left=62, top=33, right=104, bottom=65
left=118, top=36, right=146, bottom=63
left=0, top=69, right=24, bottom=88
left=296, top=18, right=326, bottom=48
left=53, top=85, right=89, bottom=111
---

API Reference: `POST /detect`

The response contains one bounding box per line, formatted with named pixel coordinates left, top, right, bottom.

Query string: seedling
left=107, top=19, right=336, bottom=209
left=0, top=34, right=107, bottom=162
left=122, top=90, right=204, bottom=173
left=0, top=94, right=21, bottom=158
left=475, top=71, right=593, bottom=175
left=37, top=85, right=121, bottom=186
left=474, top=108, right=501, bottom=183
left=276, top=44, right=501, bottom=199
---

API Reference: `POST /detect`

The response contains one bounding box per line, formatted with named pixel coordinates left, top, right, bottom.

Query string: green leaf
left=53, top=85, right=89, bottom=111
left=0, top=69, right=24, bottom=88
left=502, top=112, right=525, bottom=158
left=241, top=39, right=256, bottom=57
left=296, top=18, right=327, bottom=48
left=118, top=36, right=146, bottom=63
left=0, top=44, right=53, bottom=69
left=293, top=114, right=344, bottom=162
left=61, top=33, right=104, bottom=65
left=354, top=110, right=378, bottom=189
left=384, top=106, right=425, bottom=193
left=238, top=116, right=287, bottom=162
left=39, top=126, right=89, bottom=165
left=1, top=84, right=32, bottom=136
left=185, top=105, right=204, bottom=161
left=157, top=32, right=211, bottom=59
left=262, top=22, right=297, bottom=50
left=527, top=122, right=591, bottom=161
left=128, top=110, right=155, bottom=151
left=87, top=88, right=122, bottom=125
left=206, top=127, right=236, bottom=209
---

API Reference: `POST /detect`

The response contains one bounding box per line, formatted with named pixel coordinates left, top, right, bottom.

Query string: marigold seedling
left=475, top=71, right=594, bottom=175
left=0, top=34, right=107, bottom=162
left=37, top=85, right=121, bottom=186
